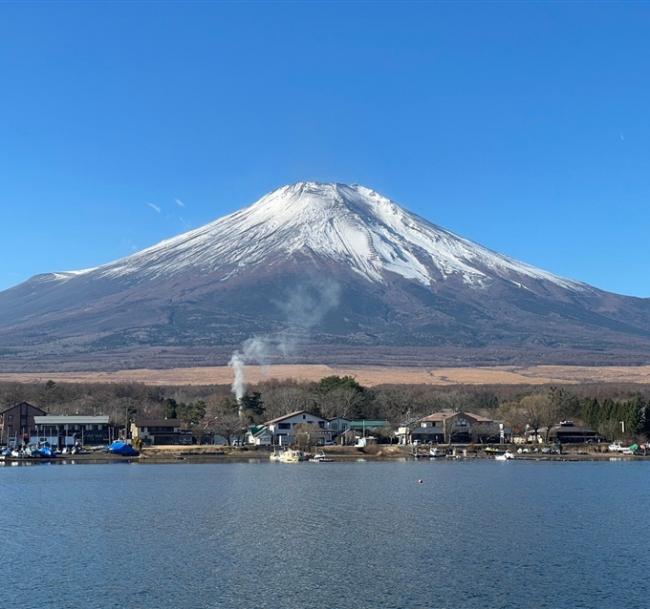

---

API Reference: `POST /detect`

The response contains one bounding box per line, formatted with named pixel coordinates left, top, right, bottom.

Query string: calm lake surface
left=2, top=460, right=648, bottom=609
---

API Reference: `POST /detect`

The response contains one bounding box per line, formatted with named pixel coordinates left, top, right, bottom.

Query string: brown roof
left=420, top=410, right=457, bottom=422
left=465, top=412, right=496, bottom=423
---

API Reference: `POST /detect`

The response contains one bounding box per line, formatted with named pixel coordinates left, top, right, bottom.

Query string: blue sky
left=0, top=1, right=649, bottom=296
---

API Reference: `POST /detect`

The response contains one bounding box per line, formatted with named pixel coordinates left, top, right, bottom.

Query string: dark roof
left=0, top=402, right=46, bottom=415
left=420, top=410, right=495, bottom=424
left=134, top=418, right=184, bottom=428
left=549, top=424, right=599, bottom=435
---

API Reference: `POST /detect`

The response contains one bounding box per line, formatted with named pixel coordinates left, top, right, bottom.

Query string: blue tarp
left=38, top=446, right=56, bottom=458
left=108, top=441, right=139, bottom=456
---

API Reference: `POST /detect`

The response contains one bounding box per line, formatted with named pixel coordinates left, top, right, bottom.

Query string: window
left=278, top=423, right=291, bottom=430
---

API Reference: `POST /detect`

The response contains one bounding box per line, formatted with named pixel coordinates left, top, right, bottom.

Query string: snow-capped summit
left=88, top=181, right=582, bottom=292
left=1, top=181, right=649, bottom=370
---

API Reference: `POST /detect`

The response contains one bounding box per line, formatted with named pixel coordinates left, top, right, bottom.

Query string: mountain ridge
left=1, top=181, right=649, bottom=372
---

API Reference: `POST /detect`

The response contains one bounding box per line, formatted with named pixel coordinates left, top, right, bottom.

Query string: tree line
left=2, top=377, right=650, bottom=442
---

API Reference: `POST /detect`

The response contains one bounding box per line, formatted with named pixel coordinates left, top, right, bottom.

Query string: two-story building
left=326, top=417, right=352, bottom=438
left=131, top=419, right=193, bottom=445
left=33, top=415, right=111, bottom=448
left=264, top=410, right=330, bottom=446
left=339, top=419, right=392, bottom=445
left=399, top=410, right=504, bottom=444
left=0, top=402, right=47, bottom=446
left=545, top=421, right=602, bottom=444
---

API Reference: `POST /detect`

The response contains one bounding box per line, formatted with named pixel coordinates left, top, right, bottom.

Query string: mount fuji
left=1, top=182, right=649, bottom=371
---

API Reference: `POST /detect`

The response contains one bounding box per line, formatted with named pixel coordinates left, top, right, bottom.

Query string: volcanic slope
left=1, top=182, right=649, bottom=370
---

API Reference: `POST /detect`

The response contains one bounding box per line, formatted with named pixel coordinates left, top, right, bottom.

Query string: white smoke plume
left=228, top=351, right=246, bottom=402
left=227, top=280, right=340, bottom=403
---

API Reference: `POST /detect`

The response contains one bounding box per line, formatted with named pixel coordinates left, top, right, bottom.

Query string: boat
left=269, top=449, right=282, bottom=462
left=35, top=444, right=56, bottom=458
left=429, top=447, right=444, bottom=458
left=495, top=450, right=514, bottom=461
left=107, top=440, right=139, bottom=456
left=1, top=443, right=57, bottom=460
left=61, top=445, right=81, bottom=455
left=309, top=451, right=334, bottom=463
left=608, top=442, right=626, bottom=453
left=278, top=449, right=305, bottom=463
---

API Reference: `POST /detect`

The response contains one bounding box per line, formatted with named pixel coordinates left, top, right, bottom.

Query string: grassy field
left=1, top=364, right=650, bottom=386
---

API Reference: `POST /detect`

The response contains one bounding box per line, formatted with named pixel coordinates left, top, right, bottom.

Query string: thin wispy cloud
left=175, top=198, right=185, bottom=208
left=147, top=202, right=161, bottom=213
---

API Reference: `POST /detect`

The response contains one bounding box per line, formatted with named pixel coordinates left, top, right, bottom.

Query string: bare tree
left=521, top=393, right=560, bottom=442
left=203, top=395, right=243, bottom=445
left=293, top=423, right=325, bottom=450
left=259, top=384, right=313, bottom=419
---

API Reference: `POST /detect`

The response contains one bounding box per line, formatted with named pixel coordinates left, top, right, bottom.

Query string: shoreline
left=2, top=445, right=649, bottom=465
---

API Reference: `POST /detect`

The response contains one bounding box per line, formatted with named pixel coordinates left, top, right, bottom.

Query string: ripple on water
left=1, top=461, right=649, bottom=609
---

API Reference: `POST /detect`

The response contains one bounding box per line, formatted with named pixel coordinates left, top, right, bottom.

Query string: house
left=131, top=419, right=193, bottom=445
left=246, top=425, right=273, bottom=446
left=400, top=410, right=505, bottom=444
left=347, top=419, right=390, bottom=434
left=264, top=411, right=330, bottom=446
left=395, top=417, right=422, bottom=445
left=327, top=417, right=352, bottom=437
left=33, top=415, right=111, bottom=448
left=339, top=419, right=391, bottom=445
left=546, top=421, right=602, bottom=444
left=0, top=402, right=47, bottom=446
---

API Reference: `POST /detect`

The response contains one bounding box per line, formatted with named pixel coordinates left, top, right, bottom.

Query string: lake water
left=1, top=460, right=648, bottom=609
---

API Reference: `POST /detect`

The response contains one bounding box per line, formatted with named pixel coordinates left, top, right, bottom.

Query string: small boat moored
left=278, top=449, right=306, bottom=463
left=309, top=451, right=334, bottom=463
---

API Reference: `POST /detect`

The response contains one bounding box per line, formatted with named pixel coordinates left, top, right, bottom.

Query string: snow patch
left=53, top=181, right=585, bottom=294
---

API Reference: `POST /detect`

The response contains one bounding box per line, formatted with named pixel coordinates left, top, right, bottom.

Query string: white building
left=33, top=415, right=111, bottom=448
left=264, top=411, right=330, bottom=446
left=131, top=418, right=193, bottom=445
left=246, top=425, right=273, bottom=446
